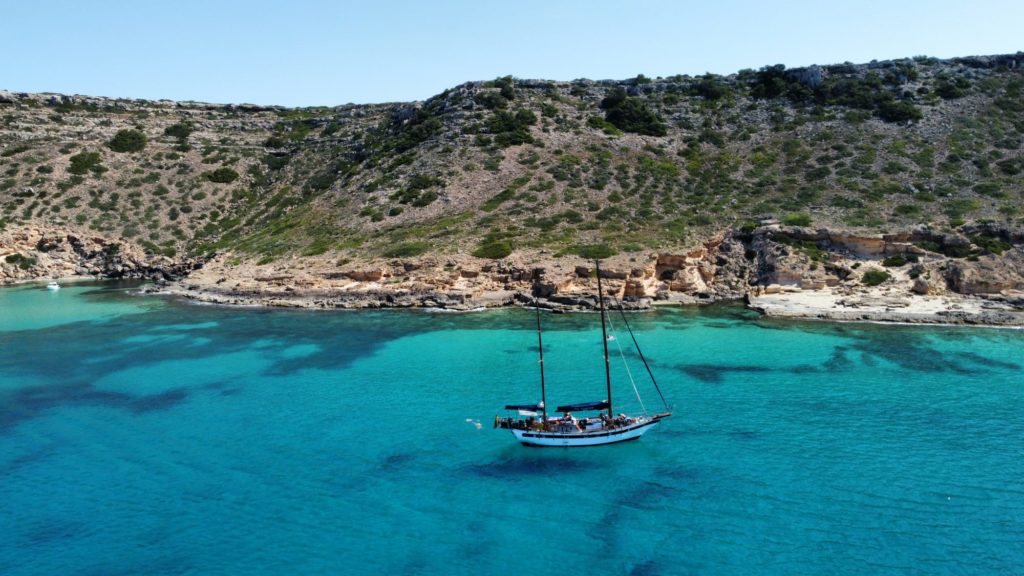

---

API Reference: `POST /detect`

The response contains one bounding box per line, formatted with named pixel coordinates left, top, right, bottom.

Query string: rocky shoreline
left=5, top=222, right=1024, bottom=327
left=155, top=280, right=1024, bottom=326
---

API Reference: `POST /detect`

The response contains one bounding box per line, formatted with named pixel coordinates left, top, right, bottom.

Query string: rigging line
left=612, top=296, right=671, bottom=412
left=605, top=309, right=647, bottom=415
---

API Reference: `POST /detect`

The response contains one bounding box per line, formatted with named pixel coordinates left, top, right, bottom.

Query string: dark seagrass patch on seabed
left=378, top=452, right=416, bottom=473
left=823, top=346, right=854, bottom=371
left=628, top=559, right=663, bottom=576
left=848, top=330, right=1019, bottom=374
left=20, top=518, right=86, bottom=547
left=679, top=363, right=771, bottom=383
left=0, top=382, right=189, bottom=433
left=0, top=443, right=59, bottom=476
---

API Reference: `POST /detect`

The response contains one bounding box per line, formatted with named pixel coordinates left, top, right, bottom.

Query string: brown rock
left=344, top=269, right=384, bottom=282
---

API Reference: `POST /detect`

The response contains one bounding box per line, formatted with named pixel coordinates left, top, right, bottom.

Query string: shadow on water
left=462, top=451, right=596, bottom=479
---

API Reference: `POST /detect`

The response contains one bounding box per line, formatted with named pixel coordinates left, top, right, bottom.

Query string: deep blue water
left=1, top=281, right=1022, bottom=575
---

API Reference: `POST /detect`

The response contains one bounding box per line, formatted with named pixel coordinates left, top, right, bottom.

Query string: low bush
left=862, top=269, right=891, bottom=286
left=68, top=151, right=106, bottom=176
left=4, top=253, right=36, bottom=270
left=163, top=122, right=194, bottom=139
left=108, top=129, right=147, bottom=153
left=383, top=241, right=429, bottom=258
left=204, top=168, right=239, bottom=183
left=782, top=213, right=812, bottom=226
left=882, top=253, right=918, bottom=267
left=472, top=239, right=513, bottom=259
left=599, top=87, right=666, bottom=136
left=573, top=244, right=616, bottom=259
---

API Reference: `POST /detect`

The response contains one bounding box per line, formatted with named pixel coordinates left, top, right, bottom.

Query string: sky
left=2, top=0, right=1021, bottom=107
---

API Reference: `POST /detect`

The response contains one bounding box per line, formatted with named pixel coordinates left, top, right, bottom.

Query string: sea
left=1, top=280, right=1022, bottom=575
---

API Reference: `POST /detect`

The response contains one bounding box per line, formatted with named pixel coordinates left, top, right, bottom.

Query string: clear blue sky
left=3, top=0, right=1020, bottom=107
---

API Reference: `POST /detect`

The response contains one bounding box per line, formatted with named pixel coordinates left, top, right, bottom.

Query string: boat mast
left=534, top=297, right=548, bottom=424
left=595, top=260, right=614, bottom=420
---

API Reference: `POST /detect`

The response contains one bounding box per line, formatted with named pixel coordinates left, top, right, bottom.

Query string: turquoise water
left=1, top=282, right=1022, bottom=575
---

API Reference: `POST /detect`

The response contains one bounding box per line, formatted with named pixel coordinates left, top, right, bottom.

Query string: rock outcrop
left=1, top=225, right=202, bottom=285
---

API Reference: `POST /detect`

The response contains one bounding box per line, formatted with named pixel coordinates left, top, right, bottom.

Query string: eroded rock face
left=1, top=225, right=201, bottom=284
left=945, top=254, right=1024, bottom=294
left=829, top=232, right=887, bottom=257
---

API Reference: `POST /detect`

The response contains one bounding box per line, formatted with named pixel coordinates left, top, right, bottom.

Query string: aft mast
left=534, top=297, right=548, bottom=424
left=595, top=260, right=614, bottom=421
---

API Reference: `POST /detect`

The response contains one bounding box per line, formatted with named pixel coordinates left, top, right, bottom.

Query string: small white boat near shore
left=46, top=281, right=60, bottom=291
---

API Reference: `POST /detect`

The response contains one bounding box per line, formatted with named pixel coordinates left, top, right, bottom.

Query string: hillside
left=1, top=52, right=1023, bottom=321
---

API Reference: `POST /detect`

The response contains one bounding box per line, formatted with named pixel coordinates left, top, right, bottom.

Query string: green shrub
left=68, top=151, right=106, bottom=176
left=574, top=244, right=616, bottom=259
left=782, top=213, right=812, bottom=226
left=481, top=189, right=514, bottom=212
left=893, top=204, right=921, bottom=216
left=163, top=122, right=194, bottom=139
left=4, top=253, right=36, bottom=270
left=599, top=87, right=666, bottom=136
left=882, top=254, right=918, bottom=267
left=472, top=239, right=513, bottom=259
left=265, top=155, right=290, bottom=171
left=383, top=241, right=429, bottom=258
left=876, top=100, right=922, bottom=123
left=488, top=109, right=537, bottom=147
left=390, top=110, right=442, bottom=153
left=970, top=234, right=1012, bottom=255
left=934, top=75, right=970, bottom=99
left=1, top=144, right=32, bottom=157
left=205, top=168, right=239, bottom=183
left=108, top=129, right=147, bottom=152
left=862, top=269, right=891, bottom=286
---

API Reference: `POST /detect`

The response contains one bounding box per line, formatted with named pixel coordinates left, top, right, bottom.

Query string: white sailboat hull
left=510, top=416, right=663, bottom=447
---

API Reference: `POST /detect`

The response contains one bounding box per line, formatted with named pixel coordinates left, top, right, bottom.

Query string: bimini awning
left=555, top=401, right=609, bottom=412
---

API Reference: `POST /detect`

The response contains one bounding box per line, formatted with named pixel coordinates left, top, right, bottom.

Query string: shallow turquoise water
left=1, top=282, right=1022, bottom=575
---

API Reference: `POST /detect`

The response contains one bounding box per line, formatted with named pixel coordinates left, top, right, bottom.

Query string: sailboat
left=495, top=260, right=672, bottom=447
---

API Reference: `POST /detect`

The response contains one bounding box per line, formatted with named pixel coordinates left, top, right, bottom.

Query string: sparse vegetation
left=0, top=53, right=1021, bottom=270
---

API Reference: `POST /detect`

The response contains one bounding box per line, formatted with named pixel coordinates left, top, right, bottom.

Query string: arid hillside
left=2, top=53, right=1023, bottom=313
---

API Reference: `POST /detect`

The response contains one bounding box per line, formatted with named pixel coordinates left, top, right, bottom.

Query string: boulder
left=344, top=269, right=384, bottom=282
left=945, top=260, right=1021, bottom=294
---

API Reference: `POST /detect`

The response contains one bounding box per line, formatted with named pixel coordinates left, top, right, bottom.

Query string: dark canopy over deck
left=555, top=401, right=610, bottom=413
